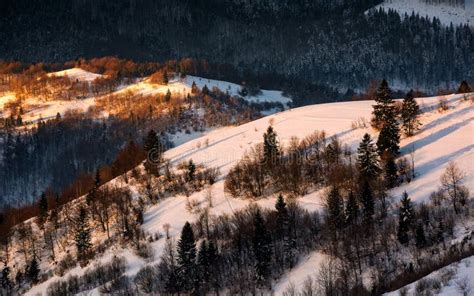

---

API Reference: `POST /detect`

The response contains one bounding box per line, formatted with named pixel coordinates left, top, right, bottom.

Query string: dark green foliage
left=384, top=155, right=398, bottom=188
left=357, top=133, right=380, bottom=181
left=75, top=207, right=92, bottom=262
left=457, top=80, right=471, bottom=94
left=376, top=116, right=400, bottom=156
left=1, top=266, right=12, bottom=291
left=371, top=79, right=395, bottom=129
left=397, top=192, right=413, bottom=245
left=415, top=223, right=427, bottom=248
left=38, top=192, right=49, bottom=226
left=252, top=209, right=272, bottom=288
left=177, top=222, right=197, bottom=292
left=360, top=181, right=374, bottom=227
left=345, top=191, right=359, bottom=226
left=27, top=259, right=40, bottom=284
left=401, top=90, right=420, bottom=136
left=186, top=160, right=196, bottom=182
left=326, top=186, right=344, bottom=231
left=202, top=85, right=210, bottom=95
left=263, top=125, right=279, bottom=167
left=144, top=129, right=163, bottom=174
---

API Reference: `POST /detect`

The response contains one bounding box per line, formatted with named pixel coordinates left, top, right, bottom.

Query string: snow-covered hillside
left=23, top=92, right=474, bottom=295
left=0, top=69, right=290, bottom=124
left=371, top=0, right=474, bottom=27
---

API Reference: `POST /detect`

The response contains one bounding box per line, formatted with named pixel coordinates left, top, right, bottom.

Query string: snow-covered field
left=371, top=0, right=474, bottom=27
left=47, top=68, right=105, bottom=82
left=24, top=92, right=474, bottom=295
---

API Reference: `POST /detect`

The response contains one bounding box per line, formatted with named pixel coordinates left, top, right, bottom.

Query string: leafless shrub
left=351, top=117, right=368, bottom=129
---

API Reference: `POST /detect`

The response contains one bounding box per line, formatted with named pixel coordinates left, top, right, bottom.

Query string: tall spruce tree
left=397, top=192, right=413, bottom=245
left=253, top=209, right=272, bottom=288
left=376, top=115, right=400, bottom=156
left=360, top=181, right=374, bottom=227
left=401, top=90, right=420, bottom=136
left=263, top=125, right=279, bottom=168
left=164, top=89, right=172, bottom=103
left=177, top=221, right=197, bottom=292
left=38, top=192, right=48, bottom=227
left=186, top=159, right=196, bottom=182
left=384, top=154, right=398, bottom=188
left=275, top=195, right=295, bottom=268
left=326, top=186, right=344, bottom=232
left=75, top=207, right=92, bottom=263
left=357, top=133, right=380, bottom=181
left=27, top=259, right=40, bottom=284
left=162, top=70, right=169, bottom=85
left=415, top=223, right=427, bottom=248
left=371, top=79, right=395, bottom=129
left=207, top=241, right=219, bottom=293
left=345, top=191, right=359, bottom=226
left=144, top=129, right=163, bottom=174
left=197, top=240, right=210, bottom=290
left=457, top=80, right=471, bottom=94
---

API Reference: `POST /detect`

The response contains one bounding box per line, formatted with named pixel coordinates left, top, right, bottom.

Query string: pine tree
left=275, top=195, right=295, bottom=268
left=162, top=70, right=169, bottom=85
left=202, top=84, right=209, bottom=95
left=197, top=240, right=210, bottom=289
left=263, top=125, right=279, bottom=167
left=357, top=133, right=380, bottom=181
left=253, top=209, right=272, bottom=288
left=275, top=194, right=288, bottom=236
left=326, top=186, right=344, bottom=231
left=384, top=154, right=398, bottom=188
left=186, top=159, right=196, bottom=182
left=164, top=89, right=172, bottom=102
left=415, top=223, right=426, bottom=248
left=360, top=181, right=374, bottom=227
left=371, top=79, right=395, bottom=129
left=177, top=221, right=197, bottom=292
left=207, top=241, right=220, bottom=293
left=191, top=81, right=199, bottom=94
left=144, top=129, right=163, bottom=174
left=37, top=192, right=48, bottom=227
left=27, top=259, right=40, bottom=284
left=1, top=266, right=12, bottom=291
left=401, top=90, right=420, bottom=136
left=75, top=207, right=92, bottom=263
left=457, top=80, right=471, bottom=94
left=345, top=191, right=359, bottom=226
left=397, top=192, right=413, bottom=245
left=376, top=115, right=400, bottom=156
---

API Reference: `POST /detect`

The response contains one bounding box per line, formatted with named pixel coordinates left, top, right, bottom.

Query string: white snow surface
left=371, top=0, right=474, bottom=27
left=47, top=68, right=104, bottom=82
left=24, top=92, right=474, bottom=295
left=385, top=255, right=474, bottom=295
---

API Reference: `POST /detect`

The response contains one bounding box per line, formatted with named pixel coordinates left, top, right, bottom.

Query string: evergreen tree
left=397, top=192, right=413, bottom=245
left=253, top=209, right=272, bottom=288
left=275, top=194, right=288, bottom=236
left=202, top=84, right=209, bottom=95
left=384, top=154, right=398, bottom=188
left=345, top=191, right=359, bottom=226
left=401, top=90, right=420, bottom=136
left=177, top=221, right=197, bottom=292
left=164, top=89, right=172, bottom=102
left=376, top=115, right=400, bottom=156
left=357, top=133, right=380, bottom=181
left=263, top=125, right=279, bottom=167
left=38, top=192, right=48, bottom=227
left=415, top=223, right=427, bottom=248
left=275, top=195, right=295, bottom=268
left=1, top=266, right=12, bottom=292
left=191, top=81, right=199, bottom=94
left=27, top=259, right=40, bottom=284
left=186, top=159, right=196, bottom=182
left=207, top=241, right=220, bottom=293
left=144, top=129, right=163, bottom=173
left=74, top=207, right=92, bottom=262
left=197, top=240, right=210, bottom=289
left=371, top=79, right=395, bottom=129
left=162, top=70, right=169, bottom=85
left=326, top=186, right=344, bottom=231
left=360, top=181, right=374, bottom=227
left=457, top=80, right=471, bottom=94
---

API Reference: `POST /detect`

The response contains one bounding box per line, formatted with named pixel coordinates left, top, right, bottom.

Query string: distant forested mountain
left=0, top=0, right=472, bottom=91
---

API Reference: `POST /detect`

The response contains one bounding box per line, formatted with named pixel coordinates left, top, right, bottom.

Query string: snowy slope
left=385, top=255, right=474, bottom=295
left=23, top=92, right=474, bottom=295
left=47, top=68, right=104, bottom=82
left=0, top=69, right=290, bottom=124
left=371, top=0, right=474, bottom=27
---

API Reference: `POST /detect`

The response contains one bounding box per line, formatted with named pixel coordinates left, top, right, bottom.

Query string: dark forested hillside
left=0, top=0, right=472, bottom=91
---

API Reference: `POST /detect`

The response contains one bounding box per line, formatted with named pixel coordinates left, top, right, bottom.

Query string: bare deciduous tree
left=440, top=162, right=470, bottom=214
